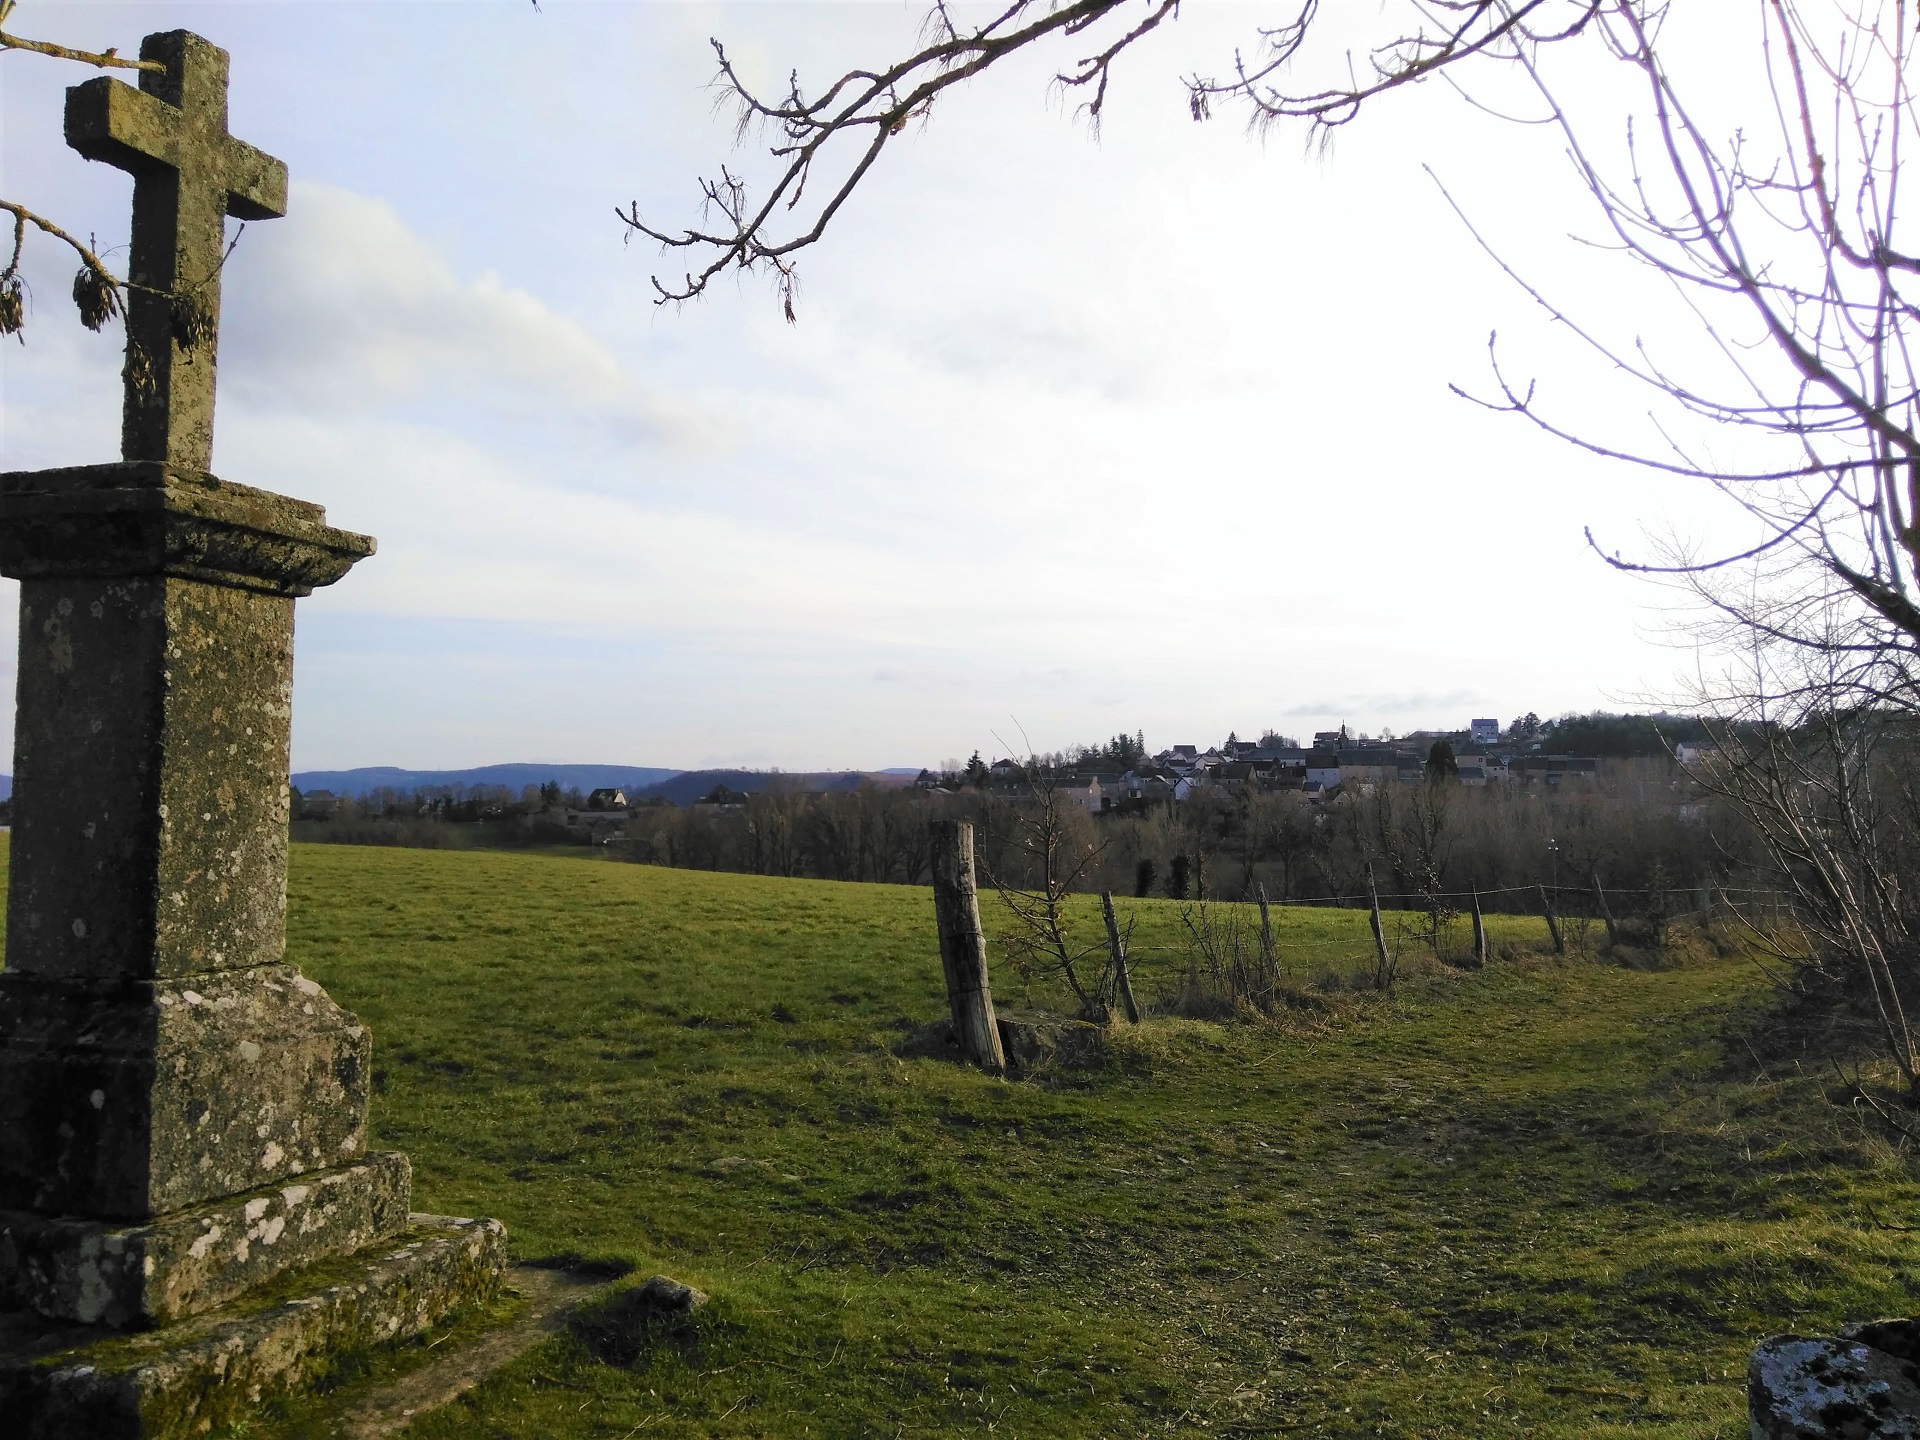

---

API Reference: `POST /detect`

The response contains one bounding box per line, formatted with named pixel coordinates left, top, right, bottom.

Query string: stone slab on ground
left=0, top=1153, right=411, bottom=1329
left=0, top=1213, right=505, bottom=1440
left=1749, top=1328, right=1920, bottom=1437
left=321, top=1264, right=609, bottom=1440
left=897, top=1008, right=1107, bottom=1079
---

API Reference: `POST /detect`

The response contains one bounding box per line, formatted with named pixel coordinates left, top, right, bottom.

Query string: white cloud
left=0, top=3, right=1744, bottom=771
left=220, top=182, right=713, bottom=452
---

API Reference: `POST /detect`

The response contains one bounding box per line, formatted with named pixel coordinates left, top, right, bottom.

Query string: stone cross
left=0, top=37, right=501, bottom=1421
left=65, top=30, right=288, bottom=473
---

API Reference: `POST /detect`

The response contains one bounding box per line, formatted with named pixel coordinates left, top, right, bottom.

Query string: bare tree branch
left=0, top=4, right=165, bottom=75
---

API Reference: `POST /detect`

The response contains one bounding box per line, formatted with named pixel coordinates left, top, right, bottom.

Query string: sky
left=0, top=1, right=1747, bottom=771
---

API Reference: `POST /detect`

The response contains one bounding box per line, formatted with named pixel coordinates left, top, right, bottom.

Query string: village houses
left=945, top=718, right=1602, bottom=811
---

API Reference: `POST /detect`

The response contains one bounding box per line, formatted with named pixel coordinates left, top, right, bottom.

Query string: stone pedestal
left=0, top=464, right=507, bottom=1435
left=0, top=1216, right=506, bottom=1439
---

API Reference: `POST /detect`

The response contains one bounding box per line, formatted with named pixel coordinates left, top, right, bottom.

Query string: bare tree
left=1689, top=697, right=1920, bottom=1099
left=1465, top=4, right=1920, bottom=1093
left=624, top=1, right=1599, bottom=315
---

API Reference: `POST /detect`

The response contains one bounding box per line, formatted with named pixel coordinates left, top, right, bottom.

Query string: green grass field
left=18, top=841, right=1920, bottom=1436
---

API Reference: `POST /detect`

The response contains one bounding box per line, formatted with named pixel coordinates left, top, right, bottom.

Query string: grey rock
left=1842, top=1320, right=1920, bottom=1365
left=635, top=1275, right=709, bottom=1316
left=1749, top=1333, right=1920, bottom=1437
left=574, top=1275, right=710, bottom=1365
left=994, top=1008, right=1108, bottom=1077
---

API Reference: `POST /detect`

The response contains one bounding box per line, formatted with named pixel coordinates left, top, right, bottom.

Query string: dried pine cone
left=0, top=276, right=22, bottom=339
left=72, top=266, right=117, bottom=331
left=123, top=341, right=156, bottom=401
left=170, top=292, right=213, bottom=352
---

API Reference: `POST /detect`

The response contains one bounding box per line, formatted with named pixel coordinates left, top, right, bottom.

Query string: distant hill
left=637, top=769, right=919, bottom=807
left=0, top=769, right=926, bottom=806
left=290, top=764, right=683, bottom=798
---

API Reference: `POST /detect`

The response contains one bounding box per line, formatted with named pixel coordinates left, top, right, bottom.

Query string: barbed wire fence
left=1085, top=879, right=1797, bottom=1017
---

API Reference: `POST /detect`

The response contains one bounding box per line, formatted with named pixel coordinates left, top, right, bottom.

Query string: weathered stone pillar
left=0, top=33, right=504, bottom=1436
left=0, top=462, right=410, bottom=1328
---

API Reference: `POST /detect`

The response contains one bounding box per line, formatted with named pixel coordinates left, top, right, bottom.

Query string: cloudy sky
left=1, top=2, right=1738, bottom=770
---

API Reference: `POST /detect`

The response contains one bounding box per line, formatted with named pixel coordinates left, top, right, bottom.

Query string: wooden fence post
left=1366, top=864, right=1392, bottom=987
left=1592, top=870, right=1619, bottom=948
left=1101, top=892, right=1141, bottom=1024
left=1256, top=884, right=1277, bottom=971
left=1538, top=884, right=1565, bottom=955
left=1470, top=886, right=1488, bottom=969
left=928, top=820, right=1006, bottom=1075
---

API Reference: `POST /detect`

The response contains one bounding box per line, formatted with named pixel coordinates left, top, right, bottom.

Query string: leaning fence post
left=1366, top=864, right=1392, bottom=985
left=928, top=820, right=1006, bottom=1074
left=1101, top=891, right=1141, bottom=1024
left=1592, top=870, right=1620, bottom=948
left=1470, top=886, right=1488, bottom=969
left=1538, top=884, right=1565, bottom=955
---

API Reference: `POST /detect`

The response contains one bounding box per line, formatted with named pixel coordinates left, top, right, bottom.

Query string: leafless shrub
left=1693, top=708, right=1920, bottom=1098
left=986, top=762, right=1114, bottom=1021
left=1172, top=898, right=1273, bottom=1017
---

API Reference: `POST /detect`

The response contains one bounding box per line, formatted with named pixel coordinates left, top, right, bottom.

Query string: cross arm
left=65, top=77, right=286, bottom=221
left=220, top=138, right=286, bottom=222
left=64, top=76, right=180, bottom=177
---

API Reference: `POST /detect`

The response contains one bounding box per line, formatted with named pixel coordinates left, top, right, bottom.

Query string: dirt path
left=332, top=1265, right=605, bottom=1438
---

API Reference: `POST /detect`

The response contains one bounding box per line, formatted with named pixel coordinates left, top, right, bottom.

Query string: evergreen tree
left=1167, top=854, right=1191, bottom=901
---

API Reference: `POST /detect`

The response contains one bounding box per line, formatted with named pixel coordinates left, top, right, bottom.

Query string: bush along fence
left=993, top=878, right=1789, bottom=1023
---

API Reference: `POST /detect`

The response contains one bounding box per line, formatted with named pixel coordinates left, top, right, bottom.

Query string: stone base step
left=0, top=1152, right=412, bottom=1328
left=0, top=1213, right=506, bottom=1439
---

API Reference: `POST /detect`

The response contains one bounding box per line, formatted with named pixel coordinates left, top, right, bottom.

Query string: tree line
left=612, top=760, right=1756, bottom=927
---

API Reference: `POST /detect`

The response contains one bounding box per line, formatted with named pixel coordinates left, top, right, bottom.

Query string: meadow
left=23, top=841, right=1920, bottom=1436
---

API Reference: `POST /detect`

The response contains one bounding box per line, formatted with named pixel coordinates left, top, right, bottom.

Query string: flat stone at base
left=0, top=1213, right=505, bottom=1440
left=0, top=1152, right=411, bottom=1328
left=311, top=1264, right=609, bottom=1440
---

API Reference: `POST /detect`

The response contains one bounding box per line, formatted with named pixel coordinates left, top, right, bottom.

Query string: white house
left=1305, top=753, right=1341, bottom=790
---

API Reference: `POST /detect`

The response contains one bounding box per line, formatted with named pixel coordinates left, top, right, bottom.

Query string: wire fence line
left=1265, top=884, right=1768, bottom=907
left=998, top=876, right=1787, bottom=1019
